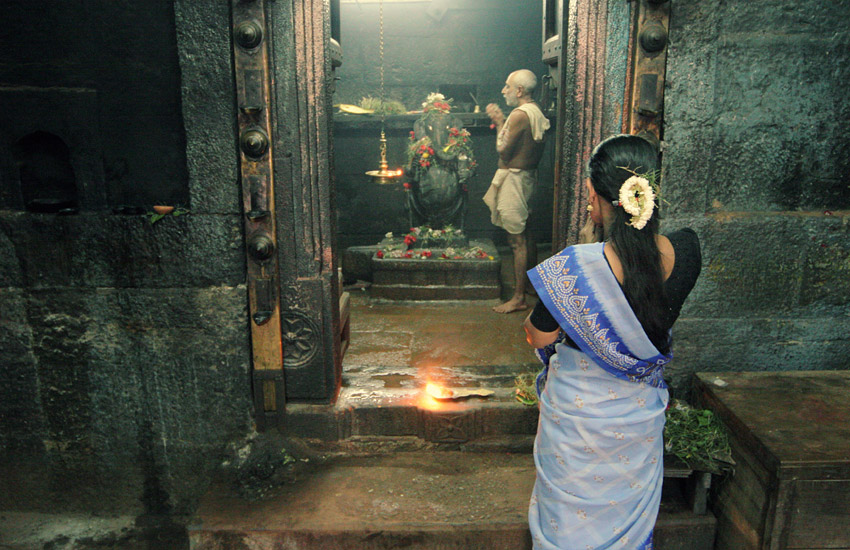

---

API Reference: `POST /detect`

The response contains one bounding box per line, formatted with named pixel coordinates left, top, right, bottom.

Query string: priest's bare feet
left=493, top=296, right=528, bottom=314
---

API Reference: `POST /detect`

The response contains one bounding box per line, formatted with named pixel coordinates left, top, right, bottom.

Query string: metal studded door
left=622, top=0, right=670, bottom=144
left=232, top=0, right=342, bottom=422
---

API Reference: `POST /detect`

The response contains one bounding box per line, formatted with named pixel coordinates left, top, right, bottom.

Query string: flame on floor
left=425, top=382, right=453, bottom=400
left=416, top=380, right=451, bottom=411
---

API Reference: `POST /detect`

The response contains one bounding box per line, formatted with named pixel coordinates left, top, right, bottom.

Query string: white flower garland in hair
left=618, top=175, right=656, bottom=230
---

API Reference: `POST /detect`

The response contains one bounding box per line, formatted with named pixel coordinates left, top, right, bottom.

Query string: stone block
left=421, top=409, right=479, bottom=443
left=800, top=216, right=850, bottom=311
left=0, top=286, right=252, bottom=514
left=350, top=405, right=422, bottom=437
left=670, top=215, right=806, bottom=317
left=370, top=239, right=501, bottom=300
left=0, top=212, right=244, bottom=289
left=477, top=403, right=539, bottom=437
left=342, top=245, right=378, bottom=282
left=175, top=0, right=240, bottom=214
left=285, top=404, right=347, bottom=441
left=666, top=316, right=850, bottom=396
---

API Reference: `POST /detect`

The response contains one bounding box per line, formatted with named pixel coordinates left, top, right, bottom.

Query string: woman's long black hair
left=587, top=134, right=669, bottom=353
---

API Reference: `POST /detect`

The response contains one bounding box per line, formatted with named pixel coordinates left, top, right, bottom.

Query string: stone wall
left=0, top=0, right=189, bottom=209
left=335, top=0, right=546, bottom=111
left=661, top=0, right=850, bottom=391
left=0, top=0, right=252, bottom=526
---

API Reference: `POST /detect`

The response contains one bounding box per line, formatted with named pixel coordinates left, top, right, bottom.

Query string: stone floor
left=189, top=452, right=716, bottom=550
left=341, top=242, right=546, bottom=393
left=192, top=286, right=718, bottom=550
left=342, top=289, right=542, bottom=391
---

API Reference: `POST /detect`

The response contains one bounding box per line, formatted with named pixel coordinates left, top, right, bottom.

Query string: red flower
left=409, top=131, right=415, bottom=139
left=449, top=127, right=459, bottom=136
left=421, top=250, right=432, bottom=258
left=376, top=250, right=384, bottom=259
left=441, top=253, right=448, bottom=259
left=403, top=182, right=411, bottom=189
left=404, top=234, right=417, bottom=246
left=403, top=251, right=414, bottom=258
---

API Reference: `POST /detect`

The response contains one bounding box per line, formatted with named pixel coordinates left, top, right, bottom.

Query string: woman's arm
left=524, top=311, right=560, bottom=348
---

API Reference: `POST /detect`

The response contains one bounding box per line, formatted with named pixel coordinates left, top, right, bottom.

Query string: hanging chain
left=379, top=0, right=385, bottom=128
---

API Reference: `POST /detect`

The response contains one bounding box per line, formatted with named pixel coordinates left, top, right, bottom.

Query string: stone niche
left=0, top=87, right=107, bottom=212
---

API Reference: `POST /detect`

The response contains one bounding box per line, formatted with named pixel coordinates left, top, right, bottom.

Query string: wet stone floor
left=342, top=289, right=542, bottom=392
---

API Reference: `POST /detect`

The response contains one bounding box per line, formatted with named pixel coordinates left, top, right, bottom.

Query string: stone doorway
left=331, top=0, right=559, bottom=411
left=229, top=0, right=668, bottom=418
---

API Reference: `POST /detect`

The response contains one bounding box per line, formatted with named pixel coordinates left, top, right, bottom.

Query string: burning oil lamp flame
left=425, top=382, right=453, bottom=400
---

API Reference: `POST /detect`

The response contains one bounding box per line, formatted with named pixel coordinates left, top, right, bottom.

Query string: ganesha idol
left=405, top=93, right=477, bottom=230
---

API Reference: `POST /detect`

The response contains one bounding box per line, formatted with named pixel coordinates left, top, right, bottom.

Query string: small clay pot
left=153, top=205, right=174, bottom=215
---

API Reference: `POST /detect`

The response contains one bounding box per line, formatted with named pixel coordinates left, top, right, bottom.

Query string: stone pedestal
left=370, top=239, right=500, bottom=300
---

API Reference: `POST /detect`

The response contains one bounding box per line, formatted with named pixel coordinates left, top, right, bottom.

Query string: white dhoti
left=483, top=168, right=536, bottom=235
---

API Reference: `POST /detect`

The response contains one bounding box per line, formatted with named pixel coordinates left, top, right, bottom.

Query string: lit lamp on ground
left=365, top=130, right=403, bottom=184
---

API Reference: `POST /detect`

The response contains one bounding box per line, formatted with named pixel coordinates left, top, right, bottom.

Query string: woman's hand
left=524, top=312, right=560, bottom=348
left=578, top=217, right=604, bottom=244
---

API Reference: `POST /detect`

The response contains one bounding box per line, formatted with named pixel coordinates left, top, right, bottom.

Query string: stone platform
left=189, top=452, right=715, bottom=550
left=346, top=240, right=502, bottom=300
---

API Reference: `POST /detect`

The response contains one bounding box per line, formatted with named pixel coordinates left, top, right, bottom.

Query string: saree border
left=528, top=243, right=670, bottom=388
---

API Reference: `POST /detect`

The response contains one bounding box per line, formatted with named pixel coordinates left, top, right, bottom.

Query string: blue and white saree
left=527, top=242, right=671, bottom=550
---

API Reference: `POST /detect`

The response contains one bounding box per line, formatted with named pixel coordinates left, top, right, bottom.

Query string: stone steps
left=189, top=452, right=716, bottom=550
left=286, top=387, right=538, bottom=449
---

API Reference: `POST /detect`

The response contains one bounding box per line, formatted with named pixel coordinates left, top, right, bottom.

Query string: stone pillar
left=268, top=0, right=342, bottom=402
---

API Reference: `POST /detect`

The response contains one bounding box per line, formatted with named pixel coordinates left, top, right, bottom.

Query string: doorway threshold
left=286, top=291, right=541, bottom=451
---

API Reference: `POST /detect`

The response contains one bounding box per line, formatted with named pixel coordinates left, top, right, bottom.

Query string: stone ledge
left=189, top=452, right=716, bottom=550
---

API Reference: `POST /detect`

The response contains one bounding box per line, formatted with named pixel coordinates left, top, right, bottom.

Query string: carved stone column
left=267, top=0, right=341, bottom=403
left=553, top=0, right=612, bottom=250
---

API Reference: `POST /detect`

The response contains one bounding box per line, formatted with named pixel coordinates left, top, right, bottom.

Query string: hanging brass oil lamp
left=365, top=0, right=402, bottom=185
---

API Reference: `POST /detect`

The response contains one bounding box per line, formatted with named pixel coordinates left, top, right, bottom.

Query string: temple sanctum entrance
left=230, top=0, right=673, bottom=420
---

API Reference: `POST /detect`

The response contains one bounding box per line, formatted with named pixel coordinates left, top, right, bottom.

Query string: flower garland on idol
left=421, top=92, right=452, bottom=114
left=616, top=167, right=660, bottom=230
left=406, top=129, right=475, bottom=171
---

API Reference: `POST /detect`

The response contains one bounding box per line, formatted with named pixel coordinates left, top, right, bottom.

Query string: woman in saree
left=524, top=134, right=701, bottom=550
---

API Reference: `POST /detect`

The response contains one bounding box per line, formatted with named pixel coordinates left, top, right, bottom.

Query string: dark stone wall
left=0, top=0, right=189, bottom=209
left=661, top=0, right=850, bottom=391
left=0, top=0, right=252, bottom=525
left=335, top=0, right=546, bottom=110
left=333, top=0, right=555, bottom=249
